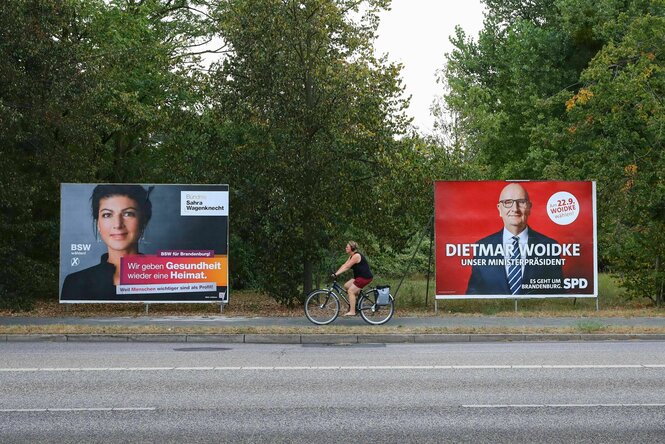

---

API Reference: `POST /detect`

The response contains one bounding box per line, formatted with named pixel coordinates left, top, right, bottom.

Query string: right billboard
left=435, top=181, right=597, bottom=299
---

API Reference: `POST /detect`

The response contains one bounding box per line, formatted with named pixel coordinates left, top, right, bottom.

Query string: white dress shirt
left=503, top=227, right=528, bottom=277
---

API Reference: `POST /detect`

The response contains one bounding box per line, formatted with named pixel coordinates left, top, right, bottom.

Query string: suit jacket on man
left=465, top=228, right=564, bottom=295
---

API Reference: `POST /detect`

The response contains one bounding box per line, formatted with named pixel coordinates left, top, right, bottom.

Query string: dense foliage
left=1, top=0, right=437, bottom=309
left=442, top=0, right=665, bottom=304
left=2, top=0, right=663, bottom=309
left=0, top=0, right=219, bottom=309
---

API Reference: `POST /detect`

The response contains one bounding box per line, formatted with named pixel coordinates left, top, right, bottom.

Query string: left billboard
left=59, top=184, right=229, bottom=303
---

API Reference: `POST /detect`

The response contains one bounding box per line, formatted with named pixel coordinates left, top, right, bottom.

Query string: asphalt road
left=2, top=341, right=665, bottom=443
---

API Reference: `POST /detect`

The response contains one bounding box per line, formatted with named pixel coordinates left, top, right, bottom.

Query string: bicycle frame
left=327, top=281, right=369, bottom=311
left=327, top=281, right=349, bottom=309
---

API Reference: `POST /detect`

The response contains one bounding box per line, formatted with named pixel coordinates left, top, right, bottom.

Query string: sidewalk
left=2, top=315, right=665, bottom=343
left=3, top=315, right=665, bottom=328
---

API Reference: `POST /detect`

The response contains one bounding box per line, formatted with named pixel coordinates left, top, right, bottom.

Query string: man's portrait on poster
left=465, top=183, right=564, bottom=295
left=61, top=184, right=152, bottom=300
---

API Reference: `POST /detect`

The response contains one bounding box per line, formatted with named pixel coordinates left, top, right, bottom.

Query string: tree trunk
left=657, top=256, right=663, bottom=307
left=303, top=256, right=313, bottom=301
left=112, top=133, right=127, bottom=182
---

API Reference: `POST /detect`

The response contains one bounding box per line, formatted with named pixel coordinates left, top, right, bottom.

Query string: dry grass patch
left=0, top=291, right=303, bottom=318
left=3, top=324, right=665, bottom=336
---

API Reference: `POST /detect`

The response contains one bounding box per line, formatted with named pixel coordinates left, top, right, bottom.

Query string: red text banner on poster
left=434, top=181, right=596, bottom=298
left=120, top=255, right=228, bottom=286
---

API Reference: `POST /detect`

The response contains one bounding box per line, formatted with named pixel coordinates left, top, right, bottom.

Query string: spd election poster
left=435, top=181, right=597, bottom=299
left=59, top=184, right=229, bottom=303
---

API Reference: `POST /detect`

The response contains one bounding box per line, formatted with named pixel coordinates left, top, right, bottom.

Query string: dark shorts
left=353, top=277, right=373, bottom=289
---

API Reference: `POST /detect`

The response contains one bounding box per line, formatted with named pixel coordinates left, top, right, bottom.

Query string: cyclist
left=332, top=241, right=373, bottom=316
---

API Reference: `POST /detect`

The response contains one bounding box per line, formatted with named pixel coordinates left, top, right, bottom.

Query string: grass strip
left=3, top=324, right=665, bottom=336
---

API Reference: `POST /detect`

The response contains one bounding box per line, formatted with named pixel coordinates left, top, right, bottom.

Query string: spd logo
left=563, top=278, right=588, bottom=289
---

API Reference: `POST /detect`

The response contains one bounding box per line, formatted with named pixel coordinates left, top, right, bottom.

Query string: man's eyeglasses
left=499, top=199, right=530, bottom=209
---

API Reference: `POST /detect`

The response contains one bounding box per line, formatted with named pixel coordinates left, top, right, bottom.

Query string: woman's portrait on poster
left=61, top=184, right=152, bottom=300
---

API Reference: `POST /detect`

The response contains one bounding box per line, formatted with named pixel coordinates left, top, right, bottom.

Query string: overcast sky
left=374, top=1, right=486, bottom=134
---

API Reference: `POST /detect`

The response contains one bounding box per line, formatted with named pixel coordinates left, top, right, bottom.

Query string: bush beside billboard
left=435, top=181, right=597, bottom=299
left=59, top=184, right=229, bottom=303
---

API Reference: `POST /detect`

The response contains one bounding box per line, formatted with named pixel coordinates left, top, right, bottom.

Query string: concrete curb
left=359, top=334, right=414, bottom=343
left=244, top=334, right=301, bottom=344
left=5, top=335, right=67, bottom=342
left=414, top=334, right=468, bottom=343
left=301, top=334, right=358, bottom=344
left=4, top=333, right=665, bottom=343
left=185, top=334, right=244, bottom=343
left=66, top=335, right=129, bottom=342
left=128, top=334, right=188, bottom=342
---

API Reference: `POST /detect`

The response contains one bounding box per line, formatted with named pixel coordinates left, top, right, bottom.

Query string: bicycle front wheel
left=304, top=290, right=340, bottom=325
left=358, top=289, right=394, bottom=325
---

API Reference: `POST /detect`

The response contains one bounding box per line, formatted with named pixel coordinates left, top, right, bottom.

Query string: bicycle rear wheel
left=358, top=289, right=394, bottom=325
left=304, top=290, right=340, bottom=325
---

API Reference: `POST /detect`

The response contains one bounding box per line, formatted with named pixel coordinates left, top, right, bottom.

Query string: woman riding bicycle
left=332, top=241, right=373, bottom=316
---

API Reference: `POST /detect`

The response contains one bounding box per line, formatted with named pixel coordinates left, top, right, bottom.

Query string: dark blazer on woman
left=61, top=254, right=117, bottom=300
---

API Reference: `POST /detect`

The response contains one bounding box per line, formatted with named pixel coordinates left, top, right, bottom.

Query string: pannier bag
left=376, top=286, right=391, bottom=306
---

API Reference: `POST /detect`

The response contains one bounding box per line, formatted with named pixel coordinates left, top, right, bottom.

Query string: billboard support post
left=425, top=218, right=434, bottom=308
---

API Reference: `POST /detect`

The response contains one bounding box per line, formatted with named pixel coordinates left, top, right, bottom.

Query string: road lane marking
left=5, top=404, right=664, bottom=413
left=463, top=403, right=665, bottom=408
left=1, top=364, right=665, bottom=372
left=0, top=407, right=156, bottom=412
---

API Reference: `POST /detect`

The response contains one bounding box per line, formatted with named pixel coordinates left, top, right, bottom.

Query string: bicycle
left=304, top=279, right=395, bottom=325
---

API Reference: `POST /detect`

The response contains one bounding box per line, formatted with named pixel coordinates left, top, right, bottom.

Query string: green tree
left=444, top=2, right=595, bottom=178
left=0, top=0, right=101, bottom=309
left=85, top=0, right=215, bottom=183
left=533, top=2, right=665, bottom=304
left=441, top=0, right=665, bottom=304
left=0, top=0, right=216, bottom=309
left=207, top=0, right=410, bottom=304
